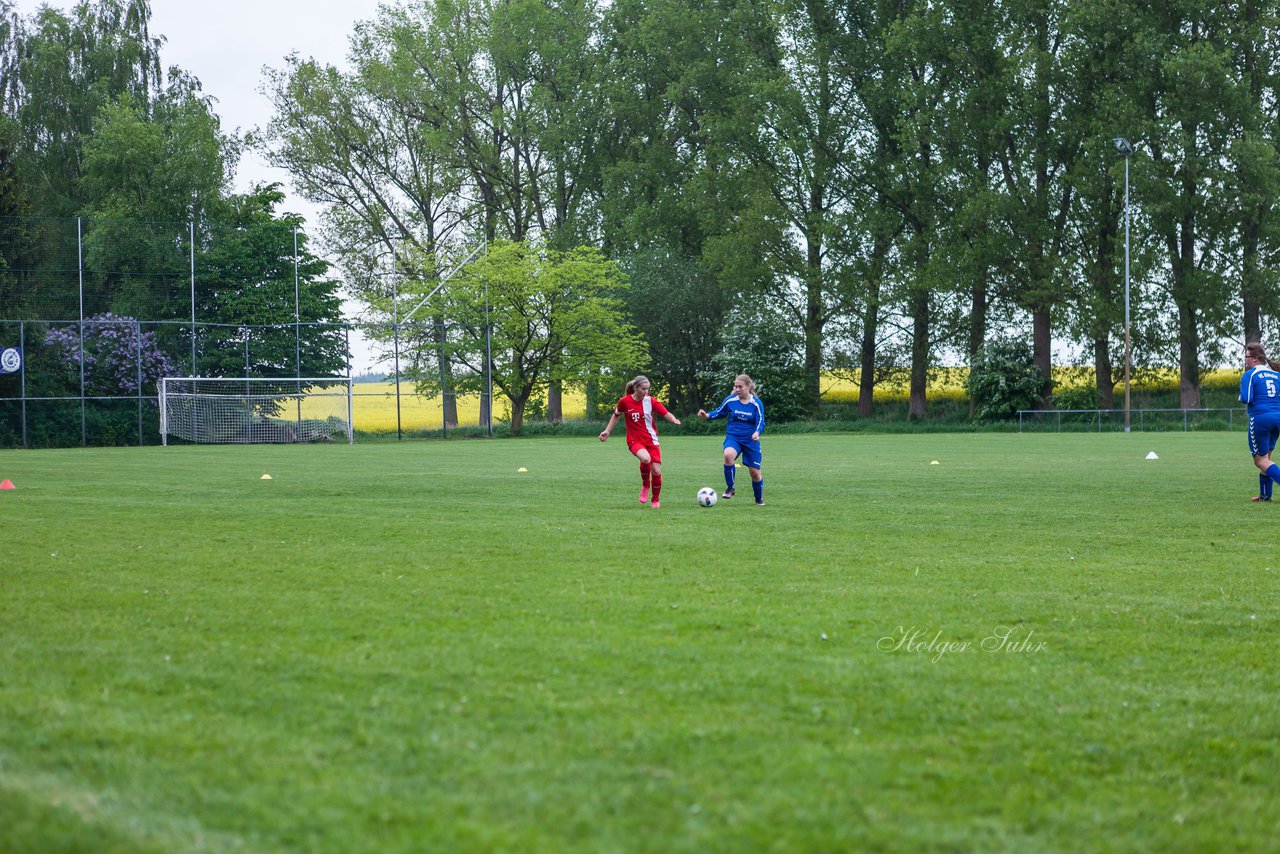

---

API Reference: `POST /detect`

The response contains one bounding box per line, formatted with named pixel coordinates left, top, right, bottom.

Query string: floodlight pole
left=486, top=238, right=493, bottom=438
left=485, top=275, right=493, bottom=438
left=1115, top=138, right=1134, bottom=433
left=1123, top=154, right=1131, bottom=434
left=294, top=226, right=301, bottom=379
left=392, top=242, right=402, bottom=441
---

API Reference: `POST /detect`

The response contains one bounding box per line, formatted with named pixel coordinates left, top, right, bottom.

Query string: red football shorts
left=627, top=439, right=661, bottom=463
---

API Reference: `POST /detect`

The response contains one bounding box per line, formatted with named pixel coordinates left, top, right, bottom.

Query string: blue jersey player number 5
left=1240, top=342, right=1280, bottom=501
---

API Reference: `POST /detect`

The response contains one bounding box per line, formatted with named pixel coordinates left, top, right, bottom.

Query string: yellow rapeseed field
left=349, top=381, right=587, bottom=432
left=820, top=368, right=970, bottom=404
left=821, top=366, right=1240, bottom=404
left=306, top=368, right=1241, bottom=431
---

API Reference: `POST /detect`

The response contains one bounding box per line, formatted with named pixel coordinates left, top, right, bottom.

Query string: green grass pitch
left=1, top=433, right=1277, bottom=851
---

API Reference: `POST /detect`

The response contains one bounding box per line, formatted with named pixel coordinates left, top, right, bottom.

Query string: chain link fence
left=1016, top=408, right=1241, bottom=433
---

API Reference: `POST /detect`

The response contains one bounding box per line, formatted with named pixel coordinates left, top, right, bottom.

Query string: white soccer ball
left=696, top=487, right=718, bottom=507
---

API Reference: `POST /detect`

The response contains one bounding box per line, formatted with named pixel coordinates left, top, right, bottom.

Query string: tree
left=411, top=238, right=647, bottom=434
left=79, top=75, right=234, bottom=319
left=595, top=0, right=751, bottom=410
left=194, top=186, right=347, bottom=379
left=0, top=114, right=28, bottom=303
left=2, top=0, right=162, bottom=216
left=707, top=0, right=864, bottom=414
left=596, top=0, right=727, bottom=257
left=878, top=0, right=953, bottom=420
left=619, top=247, right=728, bottom=413
left=1, top=0, right=173, bottom=321
left=1138, top=2, right=1241, bottom=407
left=1055, top=0, right=1148, bottom=409
left=1225, top=0, right=1280, bottom=348
left=983, top=0, right=1082, bottom=407
left=827, top=0, right=914, bottom=416
left=926, top=0, right=1015, bottom=416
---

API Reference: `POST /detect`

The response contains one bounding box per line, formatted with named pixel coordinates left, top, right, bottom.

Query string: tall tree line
left=263, top=0, right=1280, bottom=415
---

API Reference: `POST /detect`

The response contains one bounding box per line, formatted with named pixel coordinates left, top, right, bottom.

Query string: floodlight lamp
left=1113, top=138, right=1134, bottom=156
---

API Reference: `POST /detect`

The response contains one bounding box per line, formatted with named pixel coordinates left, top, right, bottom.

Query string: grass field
left=1, top=433, right=1277, bottom=851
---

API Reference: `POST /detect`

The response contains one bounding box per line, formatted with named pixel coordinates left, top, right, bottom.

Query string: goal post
left=158, top=377, right=354, bottom=445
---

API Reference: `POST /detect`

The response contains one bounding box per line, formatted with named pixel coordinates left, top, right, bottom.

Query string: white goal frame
left=158, top=377, right=354, bottom=445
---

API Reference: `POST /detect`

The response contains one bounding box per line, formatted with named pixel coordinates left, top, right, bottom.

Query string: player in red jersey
left=598, top=374, right=681, bottom=508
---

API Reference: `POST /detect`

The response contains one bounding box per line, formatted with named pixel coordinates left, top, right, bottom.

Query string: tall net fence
left=0, top=215, right=495, bottom=447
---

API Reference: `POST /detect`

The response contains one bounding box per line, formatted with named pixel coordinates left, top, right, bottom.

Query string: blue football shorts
left=725, top=437, right=762, bottom=470
left=1247, top=411, right=1280, bottom=457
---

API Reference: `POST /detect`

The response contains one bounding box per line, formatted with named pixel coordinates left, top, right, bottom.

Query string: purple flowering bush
left=44, top=313, right=178, bottom=396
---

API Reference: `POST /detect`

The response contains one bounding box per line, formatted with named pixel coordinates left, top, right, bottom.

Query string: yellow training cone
left=930, top=460, right=939, bottom=465
left=518, top=467, right=528, bottom=472
left=261, top=474, right=273, bottom=480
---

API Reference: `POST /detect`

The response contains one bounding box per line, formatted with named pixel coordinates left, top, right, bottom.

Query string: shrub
left=702, top=307, right=809, bottom=422
left=44, top=314, right=177, bottom=397
left=965, top=338, right=1048, bottom=421
left=1053, top=384, right=1099, bottom=411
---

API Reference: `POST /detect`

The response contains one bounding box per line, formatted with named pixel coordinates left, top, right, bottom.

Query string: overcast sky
left=11, top=0, right=392, bottom=370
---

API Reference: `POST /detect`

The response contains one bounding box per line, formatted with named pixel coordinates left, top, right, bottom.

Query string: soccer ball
left=696, top=487, right=718, bottom=507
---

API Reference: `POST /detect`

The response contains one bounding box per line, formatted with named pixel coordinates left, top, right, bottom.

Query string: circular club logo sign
left=1, top=347, right=21, bottom=373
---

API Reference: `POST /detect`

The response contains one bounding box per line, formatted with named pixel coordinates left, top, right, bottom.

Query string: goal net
left=158, top=377, right=354, bottom=445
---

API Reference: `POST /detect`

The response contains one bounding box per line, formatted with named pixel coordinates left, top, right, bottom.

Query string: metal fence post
left=19, top=320, right=28, bottom=449
left=345, top=324, right=353, bottom=438
left=78, top=218, right=86, bottom=447
left=190, top=220, right=197, bottom=374
left=136, top=321, right=144, bottom=446
left=439, top=327, right=448, bottom=439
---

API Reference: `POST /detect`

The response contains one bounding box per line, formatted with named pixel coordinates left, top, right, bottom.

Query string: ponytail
left=1245, top=342, right=1280, bottom=371
left=625, top=375, right=650, bottom=396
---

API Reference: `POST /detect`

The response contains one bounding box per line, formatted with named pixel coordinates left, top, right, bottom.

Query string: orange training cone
left=0, top=479, right=14, bottom=490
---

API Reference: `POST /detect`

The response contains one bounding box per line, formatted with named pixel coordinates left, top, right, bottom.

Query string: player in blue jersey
left=697, top=374, right=766, bottom=505
left=1240, top=342, right=1280, bottom=502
